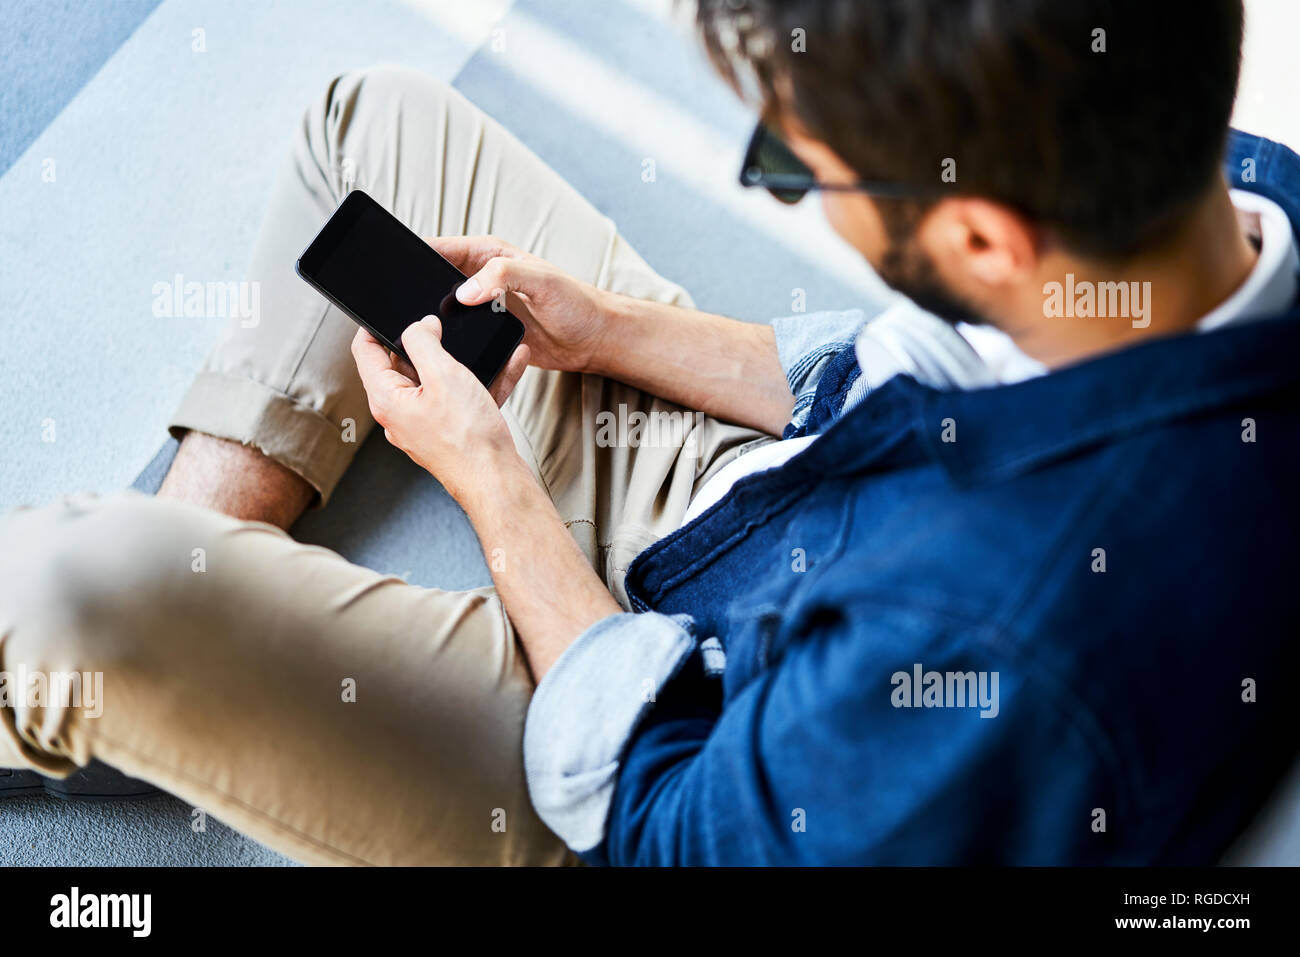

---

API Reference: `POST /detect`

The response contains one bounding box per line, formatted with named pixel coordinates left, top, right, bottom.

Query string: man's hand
left=351, top=317, right=529, bottom=504
left=352, top=313, right=621, bottom=681
left=430, top=235, right=611, bottom=373
left=432, top=233, right=794, bottom=435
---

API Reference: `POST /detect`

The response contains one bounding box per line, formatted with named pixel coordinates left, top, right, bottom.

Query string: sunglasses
left=739, top=122, right=937, bottom=204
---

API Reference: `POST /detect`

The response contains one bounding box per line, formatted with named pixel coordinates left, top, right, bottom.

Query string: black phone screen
left=296, top=189, right=524, bottom=387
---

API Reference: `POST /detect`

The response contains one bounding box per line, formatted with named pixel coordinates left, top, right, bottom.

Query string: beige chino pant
left=0, top=66, right=771, bottom=865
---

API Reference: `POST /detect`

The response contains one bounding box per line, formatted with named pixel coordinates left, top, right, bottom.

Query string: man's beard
left=876, top=235, right=988, bottom=328
left=872, top=199, right=988, bottom=327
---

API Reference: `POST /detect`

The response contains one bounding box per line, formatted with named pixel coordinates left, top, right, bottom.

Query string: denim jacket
left=522, top=130, right=1300, bottom=864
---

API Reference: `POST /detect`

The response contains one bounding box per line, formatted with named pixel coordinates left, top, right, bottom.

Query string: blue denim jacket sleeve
left=522, top=611, right=697, bottom=852
left=523, top=598, right=1114, bottom=864
left=770, top=309, right=869, bottom=431
left=590, top=601, right=1114, bottom=866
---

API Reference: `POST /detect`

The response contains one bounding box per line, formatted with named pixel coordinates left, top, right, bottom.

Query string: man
left=1, top=0, right=1296, bottom=864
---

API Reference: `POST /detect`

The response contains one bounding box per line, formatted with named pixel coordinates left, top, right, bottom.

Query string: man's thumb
left=455, top=278, right=484, bottom=304
left=401, top=315, right=450, bottom=375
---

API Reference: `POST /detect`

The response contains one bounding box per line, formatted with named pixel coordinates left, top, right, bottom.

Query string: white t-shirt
left=681, top=191, right=1299, bottom=527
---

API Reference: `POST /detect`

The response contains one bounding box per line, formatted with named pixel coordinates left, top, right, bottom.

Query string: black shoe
left=0, top=760, right=158, bottom=801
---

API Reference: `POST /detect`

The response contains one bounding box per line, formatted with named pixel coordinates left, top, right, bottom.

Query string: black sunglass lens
left=768, top=187, right=808, bottom=205
left=743, top=125, right=813, bottom=203
left=755, top=127, right=811, bottom=177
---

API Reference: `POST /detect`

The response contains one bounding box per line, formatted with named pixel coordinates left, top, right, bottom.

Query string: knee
left=326, top=63, right=450, bottom=110
left=0, top=494, right=226, bottom=667
left=311, top=64, right=455, bottom=175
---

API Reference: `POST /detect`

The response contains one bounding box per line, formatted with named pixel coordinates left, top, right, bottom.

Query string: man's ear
left=918, top=197, right=1041, bottom=288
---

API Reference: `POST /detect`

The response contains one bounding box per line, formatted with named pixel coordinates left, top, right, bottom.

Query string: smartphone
left=295, top=189, right=524, bottom=388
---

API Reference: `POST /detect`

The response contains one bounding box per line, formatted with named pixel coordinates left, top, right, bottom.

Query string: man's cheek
left=821, top=193, right=887, bottom=265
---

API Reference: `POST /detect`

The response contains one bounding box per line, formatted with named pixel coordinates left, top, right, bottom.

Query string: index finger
left=425, top=235, right=522, bottom=272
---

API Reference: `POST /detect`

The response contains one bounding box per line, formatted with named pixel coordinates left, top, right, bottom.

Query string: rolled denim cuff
left=770, top=310, right=868, bottom=431
left=523, top=611, right=696, bottom=853
left=168, top=370, right=357, bottom=506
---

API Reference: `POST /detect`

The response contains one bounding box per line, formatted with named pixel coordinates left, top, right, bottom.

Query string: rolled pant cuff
left=168, top=370, right=355, bottom=506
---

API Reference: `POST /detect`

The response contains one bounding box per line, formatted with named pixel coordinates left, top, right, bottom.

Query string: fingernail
left=456, top=278, right=482, bottom=303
